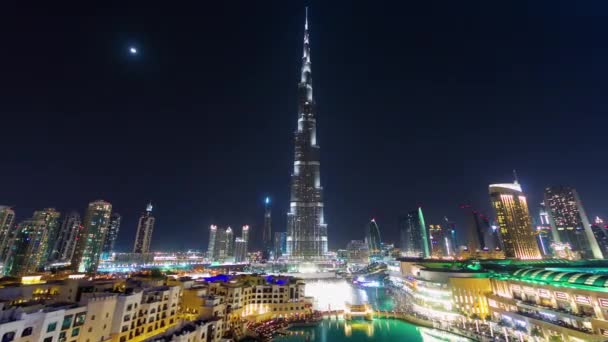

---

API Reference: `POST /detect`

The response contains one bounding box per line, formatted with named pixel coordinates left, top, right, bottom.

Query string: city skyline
left=3, top=2, right=608, bottom=251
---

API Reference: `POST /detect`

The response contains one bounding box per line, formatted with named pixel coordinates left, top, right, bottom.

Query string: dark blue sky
left=2, top=1, right=608, bottom=251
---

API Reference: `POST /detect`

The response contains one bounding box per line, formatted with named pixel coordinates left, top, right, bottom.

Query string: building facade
left=32, top=208, right=61, bottom=262
left=0, top=206, right=16, bottom=262
left=365, top=219, right=382, bottom=259
left=102, top=213, right=122, bottom=259
left=72, top=200, right=113, bottom=273
left=262, top=197, right=272, bottom=260
left=133, top=203, right=155, bottom=254
left=399, top=208, right=429, bottom=258
left=286, top=11, right=328, bottom=260
left=5, top=218, right=49, bottom=276
left=489, top=182, right=542, bottom=260
left=52, top=211, right=82, bottom=262
left=544, top=186, right=603, bottom=259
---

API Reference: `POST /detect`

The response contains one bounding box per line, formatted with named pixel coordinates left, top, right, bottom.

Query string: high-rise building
left=346, top=240, right=369, bottom=266
left=544, top=186, right=602, bottom=259
left=535, top=202, right=554, bottom=256
left=133, top=202, right=155, bottom=254
left=32, top=208, right=61, bottom=261
left=365, top=219, right=382, bottom=259
left=0, top=206, right=15, bottom=261
left=262, top=197, right=272, bottom=260
left=428, top=224, right=446, bottom=258
left=286, top=9, right=328, bottom=260
left=207, top=226, right=236, bottom=262
left=52, top=211, right=82, bottom=261
left=242, top=225, right=249, bottom=246
left=5, top=217, right=49, bottom=276
left=102, top=213, right=121, bottom=259
left=443, top=217, right=458, bottom=256
left=207, top=225, right=217, bottom=260
left=399, top=207, right=430, bottom=258
left=274, top=232, right=287, bottom=260
left=591, top=217, right=608, bottom=257
left=489, top=181, right=542, bottom=260
left=72, top=200, right=112, bottom=273
left=234, top=237, right=247, bottom=263
left=225, top=226, right=234, bottom=258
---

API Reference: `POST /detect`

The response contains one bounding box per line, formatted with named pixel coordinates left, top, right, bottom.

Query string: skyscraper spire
left=300, top=7, right=313, bottom=107
left=287, top=8, right=328, bottom=260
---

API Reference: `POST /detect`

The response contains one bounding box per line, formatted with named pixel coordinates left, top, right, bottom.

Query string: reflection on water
left=275, top=319, right=469, bottom=342
left=280, top=284, right=467, bottom=341
left=305, top=279, right=394, bottom=311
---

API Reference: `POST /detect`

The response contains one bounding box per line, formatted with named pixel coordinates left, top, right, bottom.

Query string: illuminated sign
left=554, top=291, right=568, bottom=300
left=575, top=295, right=591, bottom=305
left=600, top=298, right=608, bottom=308
left=538, top=289, right=551, bottom=298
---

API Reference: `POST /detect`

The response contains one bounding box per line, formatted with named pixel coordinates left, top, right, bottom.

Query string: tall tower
left=544, top=186, right=602, bottom=259
left=365, top=219, right=382, bottom=258
left=399, top=207, right=429, bottom=258
left=33, top=208, right=61, bottom=261
left=286, top=8, right=328, bottom=259
left=263, top=197, right=272, bottom=260
left=489, top=181, right=542, bottom=260
left=5, top=217, right=49, bottom=276
left=102, top=213, right=121, bottom=259
left=72, top=200, right=112, bottom=273
left=207, top=225, right=217, bottom=260
left=225, top=226, right=234, bottom=258
left=52, top=211, right=82, bottom=261
left=133, top=202, right=155, bottom=254
left=0, top=206, right=15, bottom=261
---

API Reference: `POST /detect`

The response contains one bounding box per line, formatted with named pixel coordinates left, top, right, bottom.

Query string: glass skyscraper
left=544, top=186, right=602, bottom=259
left=489, top=182, right=542, bottom=260
left=286, top=9, right=328, bottom=259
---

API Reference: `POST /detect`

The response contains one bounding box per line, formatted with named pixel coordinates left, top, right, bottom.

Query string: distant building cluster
left=206, top=225, right=249, bottom=263
left=0, top=201, right=156, bottom=276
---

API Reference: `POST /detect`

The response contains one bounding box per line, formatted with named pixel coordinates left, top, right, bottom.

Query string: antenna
left=513, top=169, right=519, bottom=184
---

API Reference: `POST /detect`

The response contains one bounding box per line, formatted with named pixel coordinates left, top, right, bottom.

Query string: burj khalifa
left=286, top=8, right=328, bottom=260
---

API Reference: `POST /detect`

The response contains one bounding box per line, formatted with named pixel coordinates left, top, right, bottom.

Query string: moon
left=129, top=47, right=137, bottom=54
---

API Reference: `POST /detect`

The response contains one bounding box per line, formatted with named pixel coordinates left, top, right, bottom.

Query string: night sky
left=3, top=1, right=608, bottom=252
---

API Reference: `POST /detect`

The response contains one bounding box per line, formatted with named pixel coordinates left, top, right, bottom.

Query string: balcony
left=515, top=300, right=594, bottom=322
left=515, top=310, right=593, bottom=335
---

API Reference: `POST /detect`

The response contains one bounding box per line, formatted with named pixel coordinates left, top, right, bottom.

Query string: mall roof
left=510, top=268, right=608, bottom=289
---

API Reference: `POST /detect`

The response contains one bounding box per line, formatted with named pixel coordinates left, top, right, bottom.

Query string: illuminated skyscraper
left=535, top=202, right=553, bottom=256
left=544, top=186, right=602, bottom=259
left=225, top=226, right=234, bottom=258
left=0, top=206, right=15, bottom=261
left=207, top=226, right=237, bottom=262
left=133, top=203, right=155, bottom=254
left=72, top=200, right=112, bottom=273
left=32, top=208, right=60, bottom=261
left=399, top=207, right=429, bottom=258
left=365, top=219, right=382, bottom=258
left=591, top=217, right=608, bottom=257
left=102, top=213, right=121, bottom=259
left=489, top=181, right=542, bottom=260
left=234, top=237, right=247, bottom=263
left=274, top=232, right=287, bottom=260
left=207, top=225, right=218, bottom=259
left=428, top=224, right=446, bottom=258
left=52, top=211, right=81, bottom=261
left=5, top=217, right=49, bottom=276
left=286, top=8, right=328, bottom=259
left=262, top=197, right=272, bottom=260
